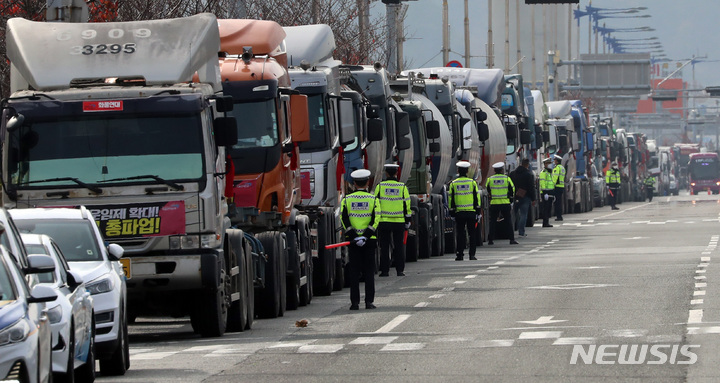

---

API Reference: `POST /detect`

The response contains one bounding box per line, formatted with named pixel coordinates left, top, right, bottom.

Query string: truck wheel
left=418, top=207, right=432, bottom=259
left=406, top=213, right=419, bottom=262
left=243, top=239, right=254, bottom=329
left=313, top=213, right=334, bottom=296
left=332, top=257, right=344, bottom=291
left=227, top=230, right=248, bottom=332
left=256, top=232, right=282, bottom=319
left=298, top=218, right=312, bottom=306
left=197, top=254, right=230, bottom=337
left=285, top=230, right=301, bottom=311
left=431, top=198, right=443, bottom=257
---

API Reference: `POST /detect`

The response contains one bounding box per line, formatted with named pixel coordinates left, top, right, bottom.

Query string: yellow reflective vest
left=606, top=169, right=621, bottom=185
left=374, top=179, right=411, bottom=223
left=552, top=164, right=566, bottom=188
left=644, top=176, right=655, bottom=186
left=485, top=174, right=515, bottom=205
left=449, top=176, right=480, bottom=212
left=539, top=168, right=555, bottom=191
left=341, top=190, right=380, bottom=239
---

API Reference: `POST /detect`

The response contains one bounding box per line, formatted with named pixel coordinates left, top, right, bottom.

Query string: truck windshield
left=8, top=114, right=204, bottom=187
left=690, top=158, right=719, bottom=180
left=229, top=100, right=279, bottom=148
left=299, top=94, right=329, bottom=152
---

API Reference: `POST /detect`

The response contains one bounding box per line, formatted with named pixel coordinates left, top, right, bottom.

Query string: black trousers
left=455, top=211, right=478, bottom=258
left=554, top=187, right=564, bottom=219
left=609, top=187, right=618, bottom=207
left=646, top=187, right=654, bottom=202
left=378, top=222, right=406, bottom=274
left=348, top=240, right=376, bottom=305
left=489, top=204, right=514, bottom=242
left=541, top=191, right=554, bottom=225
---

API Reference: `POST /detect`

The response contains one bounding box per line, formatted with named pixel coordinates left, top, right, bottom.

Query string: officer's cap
left=543, top=157, right=553, bottom=163
left=492, top=161, right=505, bottom=169
left=456, top=161, right=471, bottom=169
left=611, top=161, right=618, bottom=167
left=554, top=155, right=563, bottom=161
left=351, top=169, right=371, bottom=181
left=384, top=164, right=400, bottom=169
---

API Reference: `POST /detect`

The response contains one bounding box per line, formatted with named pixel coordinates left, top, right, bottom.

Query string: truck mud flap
left=200, top=253, right=219, bottom=288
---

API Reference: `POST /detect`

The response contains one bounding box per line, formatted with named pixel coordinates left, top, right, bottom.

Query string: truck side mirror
left=476, top=110, right=487, bottom=122
left=429, top=142, right=441, bottom=153
left=366, top=105, right=379, bottom=118
left=6, top=113, right=25, bottom=132
left=215, top=96, right=234, bottom=113
left=426, top=120, right=441, bottom=139
left=559, top=134, right=568, bottom=149
left=541, top=131, right=550, bottom=143
left=290, top=94, right=310, bottom=142
left=367, top=118, right=383, bottom=142
left=213, top=117, right=238, bottom=148
left=520, top=129, right=532, bottom=145
left=338, top=98, right=357, bottom=147
left=461, top=119, right=473, bottom=151
left=506, top=124, right=517, bottom=140
left=395, top=111, right=410, bottom=138
left=477, top=122, right=489, bottom=141
left=397, top=136, right=411, bottom=151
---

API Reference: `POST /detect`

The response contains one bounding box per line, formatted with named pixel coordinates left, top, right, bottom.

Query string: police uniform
left=539, top=158, right=555, bottom=227
left=485, top=162, right=518, bottom=245
left=644, top=175, right=655, bottom=202
left=374, top=164, right=411, bottom=276
left=449, top=161, right=481, bottom=261
left=341, top=169, right=381, bottom=310
left=606, top=164, right=621, bottom=210
left=552, top=155, right=566, bottom=221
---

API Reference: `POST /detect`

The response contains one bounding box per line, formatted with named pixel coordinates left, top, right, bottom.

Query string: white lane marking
left=694, top=290, right=706, bottom=296
left=213, top=343, right=275, bottom=354
left=605, top=329, right=647, bottom=338
left=695, top=276, right=707, bottom=280
left=441, top=287, right=456, bottom=292
left=702, top=252, right=712, bottom=255
left=574, top=266, right=608, bottom=269
left=552, top=337, right=596, bottom=345
left=434, top=337, right=472, bottom=342
left=414, top=302, right=430, bottom=308
left=647, top=335, right=683, bottom=343
left=476, top=269, right=487, bottom=273
left=697, top=269, right=707, bottom=274
left=528, top=283, right=618, bottom=290
left=269, top=340, right=317, bottom=348
left=546, top=241, right=555, bottom=244
left=375, top=314, right=411, bottom=333
left=666, top=220, right=679, bottom=223
left=465, top=275, right=477, bottom=279
left=297, top=344, right=344, bottom=354
left=517, top=316, right=567, bottom=325
left=349, top=336, right=398, bottom=345
left=648, top=222, right=666, bottom=225
left=528, top=249, right=539, bottom=253
left=129, top=348, right=155, bottom=355
left=380, top=343, right=425, bottom=351
left=182, top=345, right=227, bottom=352
left=688, top=327, right=720, bottom=335
left=507, top=256, right=520, bottom=260
left=518, top=331, right=562, bottom=339
left=454, top=281, right=467, bottom=284
left=624, top=237, right=643, bottom=240
left=475, top=340, right=514, bottom=347
left=429, top=294, right=445, bottom=299
left=132, top=352, right=178, bottom=360
left=701, top=257, right=711, bottom=262
left=495, top=261, right=506, bottom=265
left=691, top=299, right=704, bottom=305
left=688, top=309, right=704, bottom=324
left=632, top=221, right=650, bottom=224
left=587, top=219, right=595, bottom=223
left=698, top=263, right=710, bottom=268
left=487, top=266, right=499, bottom=270
left=696, top=283, right=708, bottom=288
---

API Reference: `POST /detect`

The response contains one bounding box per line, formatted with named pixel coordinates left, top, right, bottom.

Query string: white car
left=10, top=207, right=130, bottom=376
left=0, top=245, right=57, bottom=383
left=22, top=233, right=96, bottom=382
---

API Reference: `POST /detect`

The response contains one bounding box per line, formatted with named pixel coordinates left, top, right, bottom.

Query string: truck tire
left=333, top=257, right=344, bottom=291
left=256, top=232, right=282, bottom=319
left=196, top=254, right=230, bottom=337
left=406, top=212, right=419, bottom=262
left=431, top=198, right=444, bottom=257
left=418, top=206, right=432, bottom=259
left=297, top=217, right=313, bottom=306
left=285, top=229, right=301, bottom=311
left=313, top=213, right=334, bottom=296
left=243, top=239, right=254, bottom=329
left=227, top=230, right=248, bottom=332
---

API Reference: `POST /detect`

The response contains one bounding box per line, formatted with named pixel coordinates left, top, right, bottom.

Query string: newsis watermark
left=570, top=344, right=699, bottom=365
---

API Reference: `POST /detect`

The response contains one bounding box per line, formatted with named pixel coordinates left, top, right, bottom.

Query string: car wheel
left=75, top=323, right=96, bottom=383
left=99, top=315, right=128, bottom=376
left=55, top=325, right=75, bottom=383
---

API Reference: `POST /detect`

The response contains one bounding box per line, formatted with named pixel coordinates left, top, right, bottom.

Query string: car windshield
left=23, top=243, right=55, bottom=283
left=8, top=114, right=204, bottom=188
left=14, top=220, right=102, bottom=262
left=228, top=100, right=279, bottom=149
left=0, top=255, right=16, bottom=301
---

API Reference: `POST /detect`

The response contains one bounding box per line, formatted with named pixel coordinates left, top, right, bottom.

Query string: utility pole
left=516, top=0, right=522, bottom=76
left=464, top=0, right=470, bottom=68
left=543, top=4, right=548, bottom=96
left=531, top=4, right=536, bottom=88
left=312, top=0, right=320, bottom=24
left=386, top=0, right=400, bottom=73
left=442, top=0, right=450, bottom=65
left=358, top=0, right=370, bottom=63
left=567, top=3, right=572, bottom=82
left=46, top=0, right=88, bottom=22
left=397, top=3, right=408, bottom=72
left=588, top=0, right=592, bottom=54
left=504, top=0, right=510, bottom=74
left=487, top=0, right=495, bottom=68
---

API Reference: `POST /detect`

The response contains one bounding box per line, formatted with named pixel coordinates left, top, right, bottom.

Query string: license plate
left=119, top=259, right=131, bottom=279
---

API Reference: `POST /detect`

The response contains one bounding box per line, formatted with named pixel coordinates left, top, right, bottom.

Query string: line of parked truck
left=0, top=13, right=696, bottom=381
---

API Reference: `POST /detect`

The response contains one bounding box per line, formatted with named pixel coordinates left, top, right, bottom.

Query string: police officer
left=552, top=155, right=566, bottom=221
left=486, top=162, right=519, bottom=245
left=643, top=174, right=656, bottom=202
left=449, top=161, right=481, bottom=261
left=539, top=157, right=555, bottom=228
left=606, top=162, right=621, bottom=210
left=374, top=164, right=411, bottom=276
left=341, top=169, right=381, bottom=310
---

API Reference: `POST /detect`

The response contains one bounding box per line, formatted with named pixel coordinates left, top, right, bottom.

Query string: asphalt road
left=99, top=191, right=720, bottom=383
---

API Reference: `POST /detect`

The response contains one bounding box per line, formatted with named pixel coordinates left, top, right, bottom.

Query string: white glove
left=476, top=214, right=481, bottom=222
left=354, top=236, right=367, bottom=247
left=544, top=193, right=549, bottom=201
left=405, top=222, right=411, bottom=230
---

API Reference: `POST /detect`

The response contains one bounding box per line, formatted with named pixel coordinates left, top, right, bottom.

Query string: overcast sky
left=376, top=0, right=720, bottom=88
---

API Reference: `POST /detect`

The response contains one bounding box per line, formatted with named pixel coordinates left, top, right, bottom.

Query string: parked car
left=11, top=207, right=129, bottom=376
left=22, top=233, right=96, bottom=382
left=669, top=174, right=679, bottom=196
left=0, top=208, right=33, bottom=282
left=591, top=163, right=607, bottom=207
left=0, top=244, right=57, bottom=383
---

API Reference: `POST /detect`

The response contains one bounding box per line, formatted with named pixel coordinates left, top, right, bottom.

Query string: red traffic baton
left=325, top=241, right=351, bottom=250
left=403, top=230, right=408, bottom=245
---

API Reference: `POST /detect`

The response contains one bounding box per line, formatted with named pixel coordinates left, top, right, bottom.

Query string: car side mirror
left=67, top=270, right=84, bottom=288
left=25, top=255, right=55, bottom=274
left=28, top=285, right=57, bottom=304
left=107, top=244, right=124, bottom=260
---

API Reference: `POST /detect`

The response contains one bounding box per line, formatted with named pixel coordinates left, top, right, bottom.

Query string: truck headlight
left=86, top=277, right=114, bottom=295
left=0, top=319, right=30, bottom=346
left=201, top=234, right=222, bottom=249
left=47, top=305, right=63, bottom=324
left=169, top=235, right=200, bottom=249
